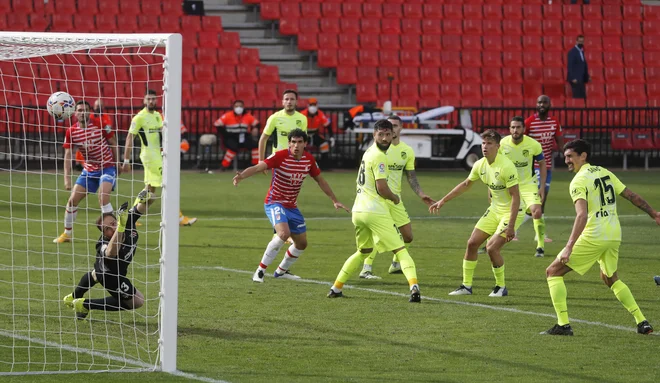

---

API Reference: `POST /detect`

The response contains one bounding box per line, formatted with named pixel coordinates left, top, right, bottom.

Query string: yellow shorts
left=353, top=211, right=404, bottom=253
left=520, top=188, right=541, bottom=210
left=387, top=200, right=411, bottom=228
left=475, top=207, right=524, bottom=237
left=562, top=238, right=619, bottom=277
left=143, top=162, right=163, bottom=187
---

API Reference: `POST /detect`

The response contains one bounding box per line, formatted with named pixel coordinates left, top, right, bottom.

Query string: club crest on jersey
left=296, top=120, right=302, bottom=126
left=522, top=149, right=529, bottom=157
left=401, top=152, right=407, bottom=159
left=494, top=172, right=500, bottom=178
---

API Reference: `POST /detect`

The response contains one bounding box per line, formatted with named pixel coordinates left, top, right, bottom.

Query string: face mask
left=308, top=106, right=318, bottom=114
left=234, top=107, right=244, bottom=115
left=577, top=44, right=584, bottom=49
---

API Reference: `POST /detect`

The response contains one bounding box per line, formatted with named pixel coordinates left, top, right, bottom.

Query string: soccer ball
left=47, top=91, right=75, bottom=119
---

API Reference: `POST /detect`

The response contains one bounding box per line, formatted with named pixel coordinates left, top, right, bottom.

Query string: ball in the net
left=47, top=91, right=75, bottom=119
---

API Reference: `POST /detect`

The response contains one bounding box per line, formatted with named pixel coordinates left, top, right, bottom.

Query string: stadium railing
left=1, top=106, right=659, bottom=171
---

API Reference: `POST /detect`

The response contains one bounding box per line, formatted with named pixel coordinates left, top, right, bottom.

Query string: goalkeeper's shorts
left=75, top=167, right=116, bottom=193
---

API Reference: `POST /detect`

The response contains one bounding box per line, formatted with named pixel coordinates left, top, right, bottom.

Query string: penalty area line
left=191, top=265, right=657, bottom=336
left=0, top=330, right=231, bottom=383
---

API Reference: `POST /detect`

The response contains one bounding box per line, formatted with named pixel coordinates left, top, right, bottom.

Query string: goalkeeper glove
left=116, top=202, right=130, bottom=233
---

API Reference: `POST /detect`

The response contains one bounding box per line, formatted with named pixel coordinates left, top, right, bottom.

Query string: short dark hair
left=480, top=129, right=502, bottom=143
left=95, top=212, right=116, bottom=232
left=282, top=89, right=298, bottom=99
left=388, top=114, right=403, bottom=123
left=75, top=100, right=91, bottom=109
left=374, top=119, right=393, bottom=131
left=145, top=89, right=157, bottom=96
left=576, top=34, right=584, bottom=40
left=288, top=128, right=308, bottom=143
left=510, top=116, right=524, bottom=124
left=563, top=139, right=591, bottom=160
left=233, top=99, right=244, bottom=106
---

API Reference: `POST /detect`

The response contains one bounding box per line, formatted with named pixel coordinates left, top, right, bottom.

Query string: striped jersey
left=263, top=149, right=320, bottom=208
left=63, top=122, right=115, bottom=172
left=524, top=114, right=563, bottom=169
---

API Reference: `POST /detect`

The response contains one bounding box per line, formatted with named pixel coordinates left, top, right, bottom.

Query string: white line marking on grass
left=191, top=265, right=657, bottom=336
left=205, top=214, right=646, bottom=222
left=0, top=330, right=231, bottom=382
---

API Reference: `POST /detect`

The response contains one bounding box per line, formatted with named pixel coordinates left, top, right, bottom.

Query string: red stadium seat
left=215, top=66, right=237, bottom=83
left=401, top=19, right=422, bottom=35
left=194, top=66, right=215, bottom=82
left=336, top=67, right=357, bottom=85
left=359, top=50, right=380, bottom=66
left=259, top=65, right=280, bottom=83
left=297, top=33, right=318, bottom=51
left=73, top=16, right=95, bottom=32
left=217, top=49, right=238, bottom=66
left=339, top=33, right=359, bottom=49
left=444, top=4, right=462, bottom=19
left=422, top=51, right=442, bottom=67
left=383, top=4, right=402, bottom=18
left=51, top=15, right=74, bottom=32
left=644, top=5, right=660, bottom=21
left=95, top=14, right=117, bottom=32
left=138, top=15, right=160, bottom=32
left=317, top=49, right=337, bottom=68
left=602, top=20, right=622, bottom=36
left=159, top=15, right=181, bottom=32
left=318, top=34, right=338, bottom=50
left=400, top=51, right=419, bottom=67
left=604, top=51, right=624, bottom=67
left=239, top=48, right=260, bottom=65
left=441, top=68, right=461, bottom=84
left=461, top=68, right=481, bottom=83
left=197, top=47, right=217, bottom=65
left=484, top=5, right=503, bottom=19
left=605, top=68, right=625, bottom=83
left=201, top=16, right=223, bottom=32
left=363, top=3, right=382, bottom=17
left=623, top=5, right=642, bottom=21
left=301, top=3, right=321, bottom=19
left=360, top=34, right=379, bottom=49
left=279, top=17, right=299, bottom=35
left=161, top=1, right=183, bottom=16
left=356, top=84, right=377, bottom=103
left=543, top=51, right=563, bottom=67
left=235, top=83, right=256, bottom=102
left=403, top=4, right=423, bottom=19
left=442, top=35, right=462, bottom=50
left=220, top=33, right=241, bottom=49
left=377, top=83, right=393, bottom=100
left=610, top=130, right=634, bottom=151
left=462, top=36, right=482, bottom=51
left=607, top=84, right=626, bottom=99
left=338, top=50, right=358, bottom=67
left=543, top=36, right=564, bottom=53
left=299, top=19, right=319, bottom=34
left=623, top=67, right=645, bottom=84
left=463, top=5, right=483, bottom=19
left=256, top=84, right=278, bottom=101
left=321, top=3, right=340, bottom=18
left=361, top=19, right=380, bottom=34
left=420, top=84, right=440, bottom=101
left=503, top=68, right=523, bottom=83
left=442, top=20, right=461, bottom=34
left=522, top=36, right=543, bottom=52
left=342, top=3, right=362, bottom=18
left=260, top=2, right=280, bottom=20
left=502, top=36, right=521, bottom=52
left=602, top=37, right=623, bottom=53
left=181, top=16, right=202, bottom=33
left=464, top=19, right=483, bottom=36
left=502, top=84, right=522, bottom=98
left=483, top=36, right=503, bottom=52
left=482, top=51, right=503, bottom=68
left=482, top=68, right=502, bottom=84
left=398, top=83, right=419, bottom=99
left=12, top=0, right=34, bottom=13
left=357, top=67, right=378, bottom=84
left=483, top=20, right=502, bottom=35
left=421, top=35, right=441, bottom=50
left=420, top=67, right=441, bottom=84
left=380, top=34, right=400, bottom=50
left=522, top=20, right=541, bottom=35
left=399, top=67, right=420, bottom=83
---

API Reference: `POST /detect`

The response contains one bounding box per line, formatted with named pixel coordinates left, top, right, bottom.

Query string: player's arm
left=122, top=132, right=134, bottom=173
left=537, top=157, right=547, bottom=200
left=404, top=169, right=434, bottom=206
left=63, top=147, right=73, bottom=190
left=429, top=178, right=474, bottom=213
left=505, top=184, right=521, bottom=241
left=620, top=188, right=660, bottom=224
left=313, top=174, right=349, bottom=212
left=559, top=199, right=588, bottom=264
left=106, top=134, right=120, bottom=172
left=259, top=116, right=276, bottom=162
left=233, top=161, right=269, bottom=186
left=376, top=179, right=400, bottom=205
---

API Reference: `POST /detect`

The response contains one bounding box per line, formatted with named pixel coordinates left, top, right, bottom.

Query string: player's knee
left=276, top=231, right=290, bottom=242
left=402, top=232, right=413, bottom=244
left=467, top=237, right=481, bottom=250
left=531, top=207, right=543, bottom=219
left=293, top=238, right=307, bottom=250
left=485, top=242, right=500, bottom=256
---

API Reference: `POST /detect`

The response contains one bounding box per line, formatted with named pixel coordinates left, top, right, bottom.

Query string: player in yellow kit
left=541, top=139, right=659, bottom=336
left=358, top=115, right=435, bottom=279
left=430, top=129, right=523, bottom=297
left=121, top=90, right=196, bottom=226
left=499, top=116, right=547, bottom=257
left=328, top=119, right=421, bottom=302
left=258, top=89, right=308, bottom=161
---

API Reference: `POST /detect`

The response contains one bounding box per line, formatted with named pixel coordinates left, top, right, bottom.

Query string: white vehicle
left=350, top=106, right=483, bottom=170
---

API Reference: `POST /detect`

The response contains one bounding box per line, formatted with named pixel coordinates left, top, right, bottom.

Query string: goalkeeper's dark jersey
left=94, top=208, right=142, bottom=277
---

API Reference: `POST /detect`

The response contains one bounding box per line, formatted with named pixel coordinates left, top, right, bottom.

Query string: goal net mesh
left=0, top=34, right=172, bottom=374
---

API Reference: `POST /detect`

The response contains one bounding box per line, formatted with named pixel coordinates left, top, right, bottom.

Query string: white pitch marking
left=203, top=214, right=646, bottom=222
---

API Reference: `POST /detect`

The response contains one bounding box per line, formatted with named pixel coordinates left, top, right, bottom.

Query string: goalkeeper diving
left=62, top=190, right=152, bottom=318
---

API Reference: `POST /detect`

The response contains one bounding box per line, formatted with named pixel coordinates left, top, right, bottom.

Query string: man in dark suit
left=567, top=35, right=589, bottom=99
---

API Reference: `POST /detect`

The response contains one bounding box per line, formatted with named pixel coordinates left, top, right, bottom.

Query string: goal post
left=0, top=32, right=181, bottom=374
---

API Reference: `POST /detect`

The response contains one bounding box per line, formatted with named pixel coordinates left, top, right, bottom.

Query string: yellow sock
left=363, top=250, right=377, bottom=266
left=611, top=280, right=646, bottom=324
left=396, top=249, right=418, bottom=287
left=533, top=218, right=545, bottom=249
left=492, top=264, right=505, bottom=287
left=463, top=259, right=477, bottom=287
left=547, top=276, right=569, bottom=325
left=333, top=251, right=368, bottom=289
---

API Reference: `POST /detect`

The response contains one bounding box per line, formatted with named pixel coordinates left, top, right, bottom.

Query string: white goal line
left=191, top=265, right=658, bottom=337
left=204, top=214, right=648, bottom=222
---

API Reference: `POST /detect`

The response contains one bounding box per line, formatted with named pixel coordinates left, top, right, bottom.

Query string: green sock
left=533, top=217, right=546, bottom=249
left=547, top=276, right=569, bottom=326
left=334, top=251, right=368, bottom=288
left=611, top=280, right=646, bottom=324
left=396, top=249, right=418, bottom=287
left=363, top=250, right=377, bottom=267
left=492, top=264, right=505, bottom=287
left=462, top=260, right=477, bottom=287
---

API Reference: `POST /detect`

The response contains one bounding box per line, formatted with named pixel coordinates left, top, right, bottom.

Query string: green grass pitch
left=1, top=168, right=660, bottom=382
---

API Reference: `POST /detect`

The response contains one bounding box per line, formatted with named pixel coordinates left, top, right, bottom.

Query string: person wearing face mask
left=567, top=35, right=589, bottom=99
left=300, top=98, right=333, bottom=166
left=214, top=100, right=260, bottom=170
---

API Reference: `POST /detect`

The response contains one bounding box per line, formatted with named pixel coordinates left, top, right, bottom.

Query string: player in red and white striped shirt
left=53, top=100, right=119, bottom=243
left=233, top=129, right=348, bottom=282
left=523, top=95, right=565, bottom=243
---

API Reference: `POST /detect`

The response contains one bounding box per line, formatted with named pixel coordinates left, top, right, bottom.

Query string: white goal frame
left=0, top=32, right=181, bottom=373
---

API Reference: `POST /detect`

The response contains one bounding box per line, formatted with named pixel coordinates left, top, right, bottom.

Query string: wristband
left=123, top=159, right=130, bottom=164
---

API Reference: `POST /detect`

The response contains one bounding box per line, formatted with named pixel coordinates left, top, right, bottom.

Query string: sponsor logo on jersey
left=378, top=163, right=385, bottom=173
left=488, top=183, right=506, bottom=190
left=388, top=164, right=404, bottom=171
left=514, top=161, right=529, bottom=167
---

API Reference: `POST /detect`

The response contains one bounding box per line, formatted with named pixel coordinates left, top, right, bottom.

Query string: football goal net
left=0, top=32, right=181, bottom=375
